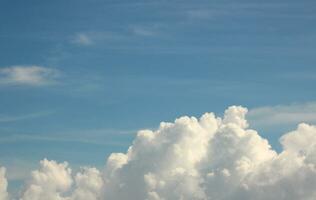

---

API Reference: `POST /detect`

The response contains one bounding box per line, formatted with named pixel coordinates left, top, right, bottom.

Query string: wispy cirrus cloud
left=70, top=31, right=122, bottom=47
left=71, top=24, right=163, bottom=47
left=248, top=102, right=316, bottom=128
left=186, top=9, right=220, bottom=20
left=129, top=25, right=162, bottom=37
left=0, top=127, right=135, bottom=146
left=0, top=111, right=55, bottom=123
left=0, top=66, right=60, bottom=86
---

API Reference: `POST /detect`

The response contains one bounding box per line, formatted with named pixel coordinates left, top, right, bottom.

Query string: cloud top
left=1, top=105, right=316, bottom=199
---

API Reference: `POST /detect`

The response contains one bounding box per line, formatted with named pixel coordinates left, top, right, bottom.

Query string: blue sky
left=0, top=0, right=316, bottom=193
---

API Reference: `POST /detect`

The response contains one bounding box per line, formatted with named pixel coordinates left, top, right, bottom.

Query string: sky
left=0, top=0, right=316, bottom=198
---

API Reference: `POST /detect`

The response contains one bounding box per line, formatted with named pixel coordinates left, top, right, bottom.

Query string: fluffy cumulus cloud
left=3, top=106, right=316, bottom=199
left=71, top=167, right=104, bottom=200
left=21, top=159, right=73, bottom=200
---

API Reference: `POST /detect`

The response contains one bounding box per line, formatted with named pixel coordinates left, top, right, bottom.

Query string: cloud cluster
left=1, top=106, right=316, bottom=199
left=21, top=159, right=73, bottom=200
left=0, top=66, right=59, bottom=86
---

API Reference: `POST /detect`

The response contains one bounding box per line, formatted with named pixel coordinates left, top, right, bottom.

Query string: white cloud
left=101, top=106, right=277, bottom=200
left=0, top=167, right=8, bottom=200
left=71, top=167, right=104, bottom=200
left=0, top=66, right=59, bottom=86
left=72, top=33, right=93, bottom=46
left=248, top=102, right=316, bottom=127
left=3, top=105, right=316, bottom=199
left=20, top=160, right=103, bottom=200
left=21, top=159, right=73, bottom=200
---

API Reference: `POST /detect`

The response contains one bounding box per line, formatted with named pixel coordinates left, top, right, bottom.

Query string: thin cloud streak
left=0, top=111, right=55, bottom=123
left=0, top=128, right=137, bottom=146
left=248, top=102, right=316, bottom=128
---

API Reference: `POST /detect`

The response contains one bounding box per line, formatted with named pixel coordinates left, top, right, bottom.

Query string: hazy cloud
left=248, top=102, right=316, bottom=127
left=0, top=111, right=54, bottom=123
left=0, top=66, right=60, bottom=86
left=0, top=167, right=8, bottom=200
left=129, top=25, right=160, bottom=37
left=72, top=33, right=94, bottom=46
left=186, top=9, right=216, bottom=20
